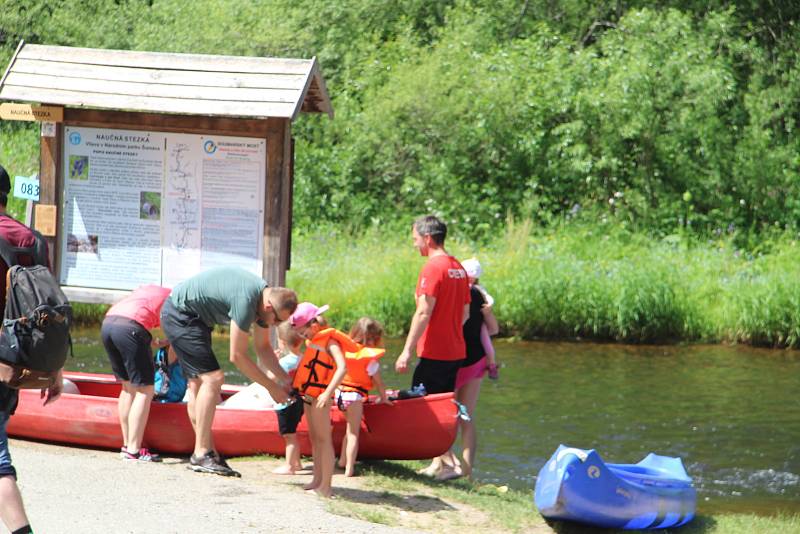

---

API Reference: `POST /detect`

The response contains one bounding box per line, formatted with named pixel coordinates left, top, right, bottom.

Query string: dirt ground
left=7, top=438, right=551, bottom=534
left=7, top=439, right=421, bottom=534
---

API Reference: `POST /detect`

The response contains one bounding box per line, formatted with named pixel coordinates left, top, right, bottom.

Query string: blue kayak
left=534, top=445, right=696, bottom=530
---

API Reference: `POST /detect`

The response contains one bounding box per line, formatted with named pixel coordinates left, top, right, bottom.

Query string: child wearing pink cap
left=290, top=302, right=355, bottom=498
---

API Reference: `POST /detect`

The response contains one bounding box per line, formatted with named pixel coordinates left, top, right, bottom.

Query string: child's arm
left=480, top=296, right=499, bottom=375
left=481, top=302, right=499, bottom=337
left=317, top=341, right=347, bottom=409
left=480, top=323, right=496, bottom=365
left=371, top=371, right=393, bottom=405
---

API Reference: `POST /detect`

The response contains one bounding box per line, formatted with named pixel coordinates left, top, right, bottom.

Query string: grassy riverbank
left=241, top=455, right=798, bottom=533
left=285, top=222, right=800, bottom=348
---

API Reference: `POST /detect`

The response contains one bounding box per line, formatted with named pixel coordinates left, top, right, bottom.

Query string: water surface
left=68, top=328, right=800, bottom=515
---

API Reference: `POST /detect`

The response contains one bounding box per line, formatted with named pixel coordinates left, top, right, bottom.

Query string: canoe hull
left=7, top=372, right=459, bottom=459
left=535, top=444, right=696, bottom=530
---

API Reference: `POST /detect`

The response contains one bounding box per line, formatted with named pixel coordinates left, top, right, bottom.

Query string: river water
left=68, top=329, right=800, bottom=515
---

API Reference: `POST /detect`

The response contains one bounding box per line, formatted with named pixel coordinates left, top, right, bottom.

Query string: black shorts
left=277, top=400, right=303, bottom=435
left=160, top=297, right=219, bottom=378
left=101, top=315, right=155, bottom=386
left=411, top=357, right=464, bottom=394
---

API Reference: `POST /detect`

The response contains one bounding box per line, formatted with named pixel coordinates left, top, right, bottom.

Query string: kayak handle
left=556, top=448, right=589, bottom=463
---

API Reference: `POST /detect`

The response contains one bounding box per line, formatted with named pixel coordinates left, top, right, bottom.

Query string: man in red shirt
left=395, top=215, right=469, bottom=479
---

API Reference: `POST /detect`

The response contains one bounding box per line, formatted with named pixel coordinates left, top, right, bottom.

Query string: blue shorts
left=0, top=410, right=17, bottom=479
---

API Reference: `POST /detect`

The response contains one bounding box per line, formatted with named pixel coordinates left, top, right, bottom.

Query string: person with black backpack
left=0, top=164, right=63, bottom=534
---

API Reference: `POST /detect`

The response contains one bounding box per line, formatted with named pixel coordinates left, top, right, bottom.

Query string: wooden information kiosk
left=0, top=42, right=332, bottom=302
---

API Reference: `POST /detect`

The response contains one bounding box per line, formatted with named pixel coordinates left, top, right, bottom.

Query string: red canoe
left=7, top=372, right=459, bottom=459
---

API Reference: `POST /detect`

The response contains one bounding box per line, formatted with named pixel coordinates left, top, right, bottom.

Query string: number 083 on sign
left=13, top=175, right=40, bottom=201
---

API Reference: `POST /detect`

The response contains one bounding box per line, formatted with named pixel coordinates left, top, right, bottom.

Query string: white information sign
left=60, top=126, right=266, bottom=290
left=13, top=174, right=39, bottom=201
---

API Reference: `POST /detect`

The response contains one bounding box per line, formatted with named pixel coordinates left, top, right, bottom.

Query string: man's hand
left=395, top=350, right=411, bottom=373
left=41, top=370, right=64, bottom=406
left=264, top=379, right=290, bottom=405
left=396, top=294, right=434, bottom=373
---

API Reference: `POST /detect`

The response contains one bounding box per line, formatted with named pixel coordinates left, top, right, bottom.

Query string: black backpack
left=0, top=226, right=72, bottom=388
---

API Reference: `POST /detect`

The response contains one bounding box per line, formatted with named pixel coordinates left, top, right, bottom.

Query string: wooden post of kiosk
left=38, top=119, right=62, bottom=269
left=264, top=117, right=291, bottom=287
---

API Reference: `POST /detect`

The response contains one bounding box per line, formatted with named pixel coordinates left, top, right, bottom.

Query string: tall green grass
left=287, top=221, right=800, bottom=348
left=3, top=216, right=797, bottom=348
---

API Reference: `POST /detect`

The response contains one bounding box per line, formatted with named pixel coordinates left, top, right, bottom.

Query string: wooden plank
left=291, top=57, right=317, bottom=121
left=0, top=85, right=297, bottom=118
left=0, top=40, right=24, bottom=89
left=263, top=118, right=289, bottom=286
left=309, top=58, right=334, bottom=118
left=6, top=72, right=301, bottom=104
left=0, top=103, right=63, bottom=122
left=12, top=58, right=308, bottom=90
left=285, top=136, right=295, bottom=272
left=19, top=44, right=312, bottom=75
left=38, top=120, right=60, bottom=271
left=62, top=286, right=129, bottom=305
left=64, top=108, right=271, bottom=138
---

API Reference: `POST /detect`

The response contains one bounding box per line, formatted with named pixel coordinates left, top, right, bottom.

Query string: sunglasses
left=255, top=299, right=290, bottom=328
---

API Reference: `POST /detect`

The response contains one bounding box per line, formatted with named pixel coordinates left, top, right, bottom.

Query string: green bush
left=2, top=2, right=800, bottom=238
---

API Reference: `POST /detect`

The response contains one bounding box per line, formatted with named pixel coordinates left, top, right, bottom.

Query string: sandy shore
left=8, top=438, right=419, bottom=534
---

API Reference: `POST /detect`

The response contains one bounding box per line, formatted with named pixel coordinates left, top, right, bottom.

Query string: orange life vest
left=339, top=345, right=385, bottom=396
left=292, top=328, right=358, bottom=397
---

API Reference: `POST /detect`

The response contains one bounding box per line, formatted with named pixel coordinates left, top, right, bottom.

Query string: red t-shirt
left=415, top=255, right=470, bottom=361
left=0, top=214, right=49, bottom=317
left=106, top=284, right=172, bottom=330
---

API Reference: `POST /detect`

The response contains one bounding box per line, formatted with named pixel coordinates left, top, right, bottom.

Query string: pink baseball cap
left=290, top=302, right=329, bottom=328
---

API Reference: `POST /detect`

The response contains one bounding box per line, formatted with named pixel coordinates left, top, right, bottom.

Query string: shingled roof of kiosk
left=0, top=42, right=333, bottom=120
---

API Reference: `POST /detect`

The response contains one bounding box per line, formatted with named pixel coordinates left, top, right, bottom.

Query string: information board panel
left=60, top=126, right=265, bottom=290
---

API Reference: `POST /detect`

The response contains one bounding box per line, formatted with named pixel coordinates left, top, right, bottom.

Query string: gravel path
left=8, top=439, right=419, bottom=534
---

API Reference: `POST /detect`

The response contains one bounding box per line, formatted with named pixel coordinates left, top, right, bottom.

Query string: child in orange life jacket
left=336, top=317, right=393, bottom=477
left=290, top=302, right=352, bottom=498
left=272, top=321, right=307, bottom=475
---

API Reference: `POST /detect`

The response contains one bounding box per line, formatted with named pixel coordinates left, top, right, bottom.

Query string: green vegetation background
left=1, top=1, right=798, bottom=346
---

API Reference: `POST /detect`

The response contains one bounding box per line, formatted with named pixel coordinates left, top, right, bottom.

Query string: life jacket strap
left=341, top=382, right=369, bottom=396
left=300, top=349, right=335, bottom=393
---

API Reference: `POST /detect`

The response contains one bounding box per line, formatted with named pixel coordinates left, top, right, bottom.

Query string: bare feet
left=272, top=465, right=298, bottom=475
left=417, top=464, right=439, bottom=477
left=309, top=487, right=333, bottom=498
left=435, top=465, right=463, bottom=481
left=303, top=480, right=320, bottom=491
left=344, top=467, right=356, bottom=477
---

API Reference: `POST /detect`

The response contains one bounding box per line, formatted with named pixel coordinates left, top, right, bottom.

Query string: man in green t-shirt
left=161, top=266, right=298, bottom=476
